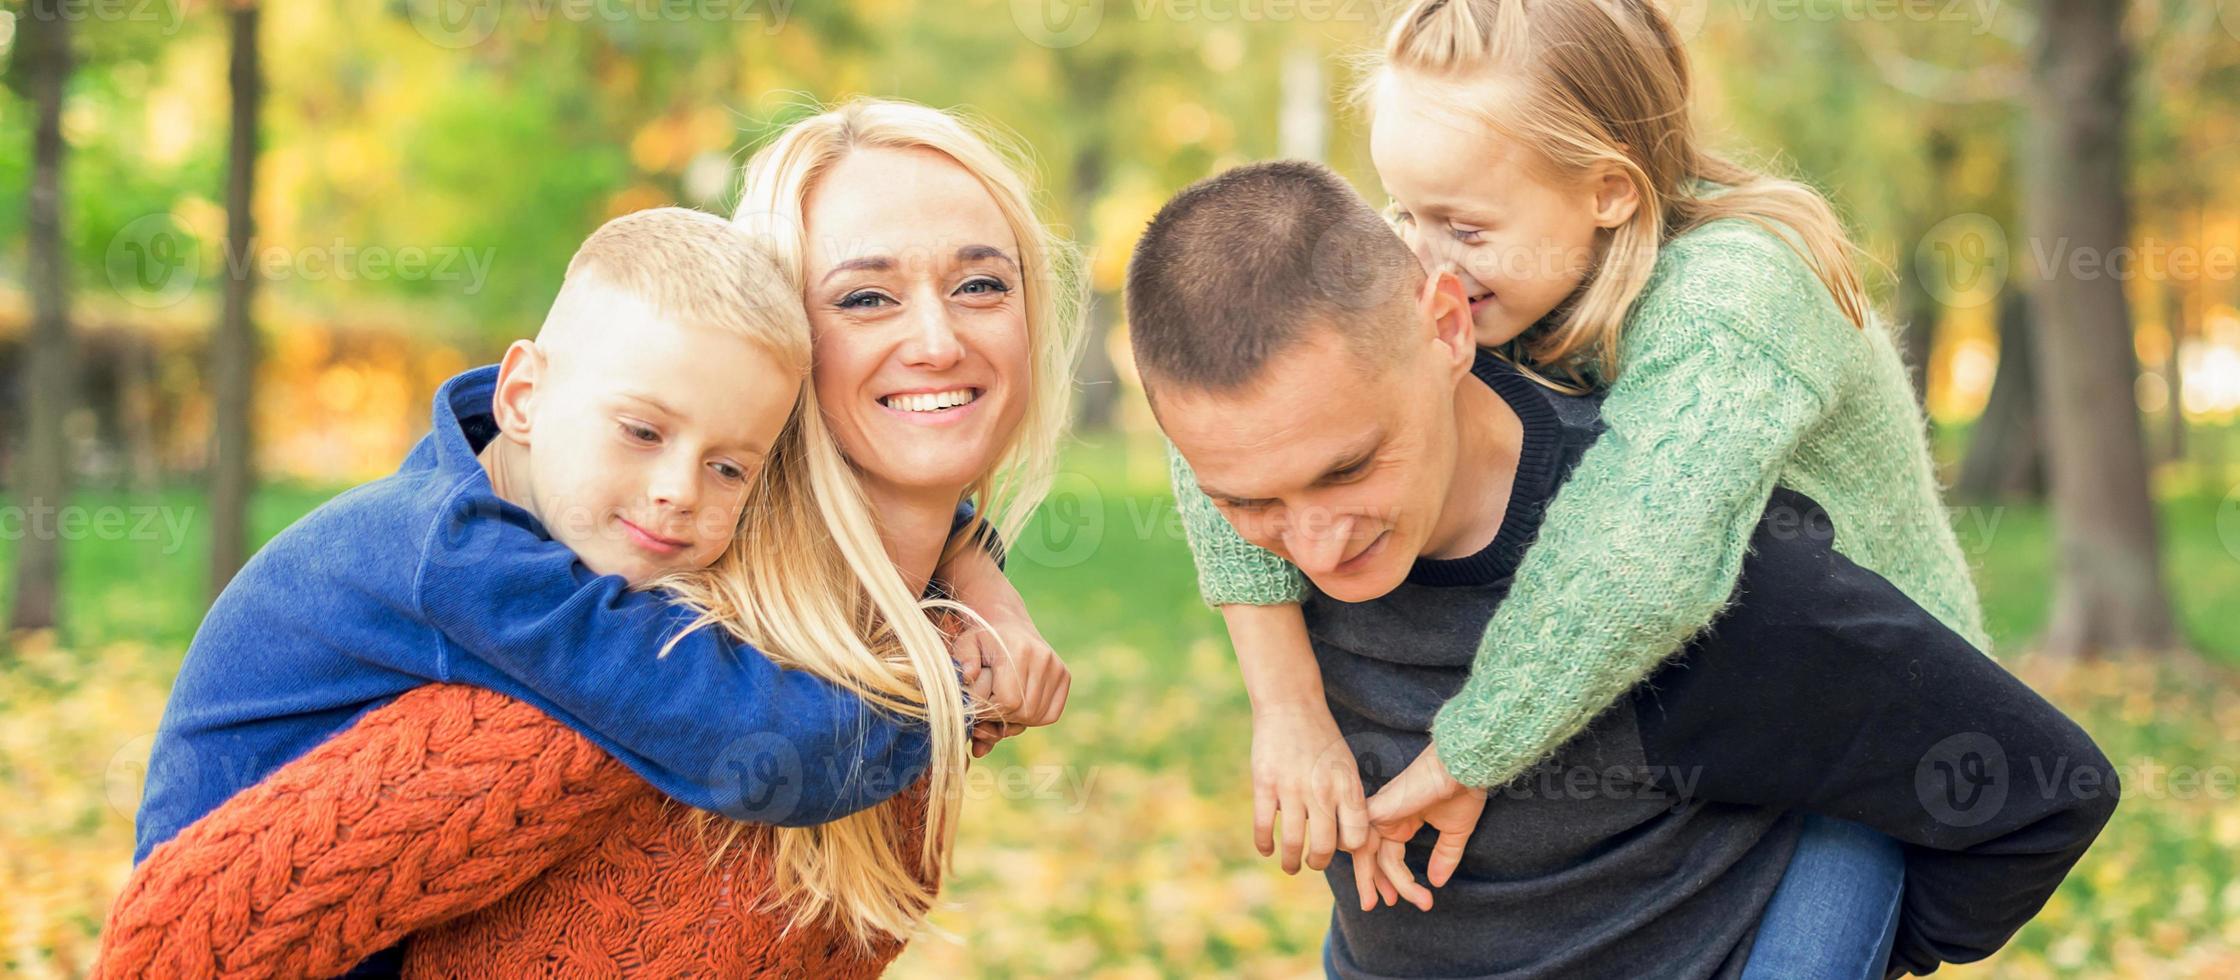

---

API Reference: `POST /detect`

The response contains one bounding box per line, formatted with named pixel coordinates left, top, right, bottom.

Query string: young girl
left=1173, top=0, right=1982, bottom=970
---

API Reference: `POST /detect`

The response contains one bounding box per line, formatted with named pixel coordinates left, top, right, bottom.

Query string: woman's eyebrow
left=956, top=244, right=1018, bottom=269
left=819, top=255, right=892, bottom=285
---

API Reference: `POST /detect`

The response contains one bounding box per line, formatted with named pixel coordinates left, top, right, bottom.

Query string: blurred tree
left=208, top=0, right=262, bottom=596
left=2024, top=0, right=2176, bottom=657
left=1955, top=289, right=2046, bottom=501
left=6, top=2, right=77, bottom=633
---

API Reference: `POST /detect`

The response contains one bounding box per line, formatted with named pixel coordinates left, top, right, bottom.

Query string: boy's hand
left=949, top=613, right=1066, bottom=756
left=1253, top=702, right=1371, bottom=875
left=1362, top=745, right=1487, bottom=906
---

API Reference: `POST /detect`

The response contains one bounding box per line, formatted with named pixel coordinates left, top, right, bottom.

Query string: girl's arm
left=1169, top=444, right=1368, bottom=872
left=1430, top=224, right=1855, bottom=789
left=94, top=684, right=642, bottom=980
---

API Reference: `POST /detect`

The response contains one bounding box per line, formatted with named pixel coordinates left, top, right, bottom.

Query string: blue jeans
left=1741, top=814, right=1906, bottom=980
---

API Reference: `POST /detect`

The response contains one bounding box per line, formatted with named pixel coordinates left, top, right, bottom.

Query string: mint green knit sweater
left=1170, top=218, right=1990, bottom=790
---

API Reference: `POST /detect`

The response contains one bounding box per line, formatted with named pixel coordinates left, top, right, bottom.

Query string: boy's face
left=494, top=281, right=799, bottom=585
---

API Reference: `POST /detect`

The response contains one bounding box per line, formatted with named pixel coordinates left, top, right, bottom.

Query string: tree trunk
left=8, top=6, right=76, bottom=634
left=1067, top=142, right=1121, bottom=433
left=2023, top=0, right=2177, bottom=657
left=2160, top=284, right=2185, bottom=465
left=209, top=2, right=263, bottom=598
left=1954, top=290, right=2046, bottom=502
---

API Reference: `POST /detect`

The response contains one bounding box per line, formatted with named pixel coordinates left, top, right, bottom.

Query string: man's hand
left=1361, top=745, right=1487, bottom=909
left=1252, top=702, right=1372, bottom=875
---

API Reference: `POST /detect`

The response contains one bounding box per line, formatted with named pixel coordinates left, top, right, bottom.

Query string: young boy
left=135, top=207, right=1037, bottom=871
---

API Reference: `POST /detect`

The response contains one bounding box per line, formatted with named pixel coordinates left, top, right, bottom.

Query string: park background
left=3, top=0, right=2240, bottom=975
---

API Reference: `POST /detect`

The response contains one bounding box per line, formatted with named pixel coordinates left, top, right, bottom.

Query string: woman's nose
left=900, top=305, right=965, bottom=370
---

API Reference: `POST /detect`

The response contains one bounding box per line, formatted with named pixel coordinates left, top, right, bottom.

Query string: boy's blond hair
left=552, top=206, right=810, bottom=376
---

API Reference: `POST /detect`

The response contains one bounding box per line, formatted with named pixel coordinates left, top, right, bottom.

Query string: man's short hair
left=1125, top=160, right=1423, bottom=393
left=561, top=206, right=795, bottom=342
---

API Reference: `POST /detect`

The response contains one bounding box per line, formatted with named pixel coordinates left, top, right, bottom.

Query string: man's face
left=1156, top=301, right=1472, bottom=603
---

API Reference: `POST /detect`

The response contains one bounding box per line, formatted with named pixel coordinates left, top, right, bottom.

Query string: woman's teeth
left=881, top=389, right=979, bottom=413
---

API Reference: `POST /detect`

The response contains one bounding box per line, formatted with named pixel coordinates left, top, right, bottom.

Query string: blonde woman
left=93, top=98, right=1084, bottom=977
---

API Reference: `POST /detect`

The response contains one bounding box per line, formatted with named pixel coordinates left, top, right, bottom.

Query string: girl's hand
left=1363, top=745, right=1488, bottom=902
left=1252, top=702, right=1371, bottom=875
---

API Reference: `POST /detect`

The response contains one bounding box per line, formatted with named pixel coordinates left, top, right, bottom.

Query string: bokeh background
left=3, top=0, right=2239, bottom=976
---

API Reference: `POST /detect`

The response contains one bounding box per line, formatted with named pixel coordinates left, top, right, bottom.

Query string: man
left=1127, top=160, right=2116, bottom=978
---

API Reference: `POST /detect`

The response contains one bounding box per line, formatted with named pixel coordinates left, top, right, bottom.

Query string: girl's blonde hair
left=1370, top=0, right=1872, bottom=381
left=653, top=97, right=1085, bottom=949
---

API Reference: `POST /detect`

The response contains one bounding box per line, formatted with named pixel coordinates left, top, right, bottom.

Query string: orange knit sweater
left=95, top=683, right=935, bottom=978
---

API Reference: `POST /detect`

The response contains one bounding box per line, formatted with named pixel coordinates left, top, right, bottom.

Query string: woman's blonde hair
left=652, top=97, right=1084, bottom=949
left=1369, top=0, right=1872, bottom=382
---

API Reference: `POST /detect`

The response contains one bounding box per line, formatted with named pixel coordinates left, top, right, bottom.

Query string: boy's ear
left=1417, top=269, right=1476, bottom=378
left=490, top=340, right=545, bottom=446
left=1587, top=163, right=1642, bottom=230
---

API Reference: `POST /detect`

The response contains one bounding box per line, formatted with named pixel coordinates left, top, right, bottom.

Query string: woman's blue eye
left=957, top=276, right=1010, bottom=296
left=838, top=290, right=893, bottom=309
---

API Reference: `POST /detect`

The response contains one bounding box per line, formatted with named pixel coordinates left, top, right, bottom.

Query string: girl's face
left=801, top=146, right=1032, bottom=499
left=1368, top=70, right=1636, bottom=346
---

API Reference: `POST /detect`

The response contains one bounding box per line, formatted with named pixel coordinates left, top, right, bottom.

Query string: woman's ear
left=1588, top=163, right=1643, bottom=230
left=490, top=340, right=545, bottom=446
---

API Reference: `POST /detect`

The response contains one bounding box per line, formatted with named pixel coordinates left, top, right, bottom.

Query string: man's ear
left=490, top=339, right=545, bottom=446
left=1418, top=269, right=1476, bottom=379
left=1588, top=162, right=1642, bottom=230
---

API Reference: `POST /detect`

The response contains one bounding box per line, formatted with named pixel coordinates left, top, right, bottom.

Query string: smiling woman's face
left=801, top=146, right=1031, bottom=498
